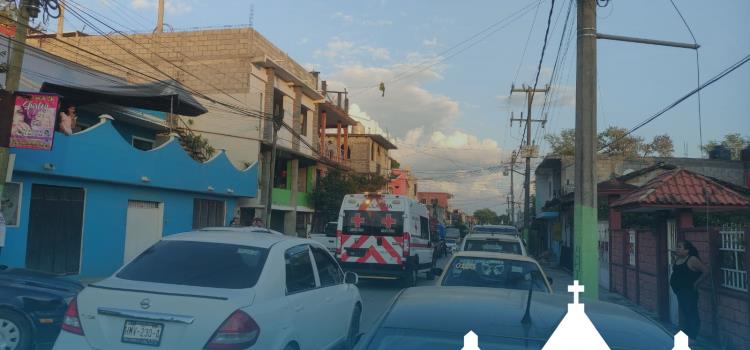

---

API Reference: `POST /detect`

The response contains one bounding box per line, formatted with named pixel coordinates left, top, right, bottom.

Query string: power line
left=529, top=0, right=556, bottom=106
left=512, top=0, right=543, bottom=85
left=599, top=52, right=750, bottom=152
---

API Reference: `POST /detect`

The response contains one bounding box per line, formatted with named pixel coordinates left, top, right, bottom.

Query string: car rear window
left=464, top=239, right=522, bottom=254
left=117, top=240, right=269, bottom=289
left=365, top=328, right=544, bottom=350
left=342, top=210, right=404, bottom=236
left=441, top=257, right=548, bottom=292
left=472, top=226, right=518, bottom=234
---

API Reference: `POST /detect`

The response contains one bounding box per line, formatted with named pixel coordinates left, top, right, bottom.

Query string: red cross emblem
left=381, top=214, right=396, bottom=229
left=351, top=213, right=365, bottom=228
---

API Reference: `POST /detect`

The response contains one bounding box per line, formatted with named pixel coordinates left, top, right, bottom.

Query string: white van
left=336, top=193, right=435, bottom=286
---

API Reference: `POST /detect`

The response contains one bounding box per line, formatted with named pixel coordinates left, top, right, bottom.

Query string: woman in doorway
left=669, top=240, right=709, bottom=340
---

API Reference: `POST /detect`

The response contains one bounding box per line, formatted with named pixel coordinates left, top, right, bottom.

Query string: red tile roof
left=610, top=169, right=750, bottom=209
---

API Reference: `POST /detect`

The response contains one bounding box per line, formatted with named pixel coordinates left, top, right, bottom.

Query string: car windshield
left=441, top=256, right=548, bottom=292
left=445, top=228, right=460, bottom=237
left=117, top=240, right=269, bottom=289
left=341, top=210, right=404, bottom=236
left=323, top=222, right=338, bottom=237
left=464, top=239, right=522, bottom=254
left=364, top=328, right=545, bottom=350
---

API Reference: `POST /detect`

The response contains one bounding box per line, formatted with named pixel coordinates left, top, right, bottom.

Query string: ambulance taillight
left=336, top=230, right=343, bottom=256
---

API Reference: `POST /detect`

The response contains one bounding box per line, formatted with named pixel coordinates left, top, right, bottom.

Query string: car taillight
left=61, top=298, right=84, bottom=336
left=403, top=233, right=411, bottom=257
left=336, top=230, right=343, bottom=256
left=205, top=310, right=260, bottom=349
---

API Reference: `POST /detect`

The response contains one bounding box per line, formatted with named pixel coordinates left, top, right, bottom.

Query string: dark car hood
left=373, top=286, right=672, bottom=350
left=0, top=268, right=83, bottom=297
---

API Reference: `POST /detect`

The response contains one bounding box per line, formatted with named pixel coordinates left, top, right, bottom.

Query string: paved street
left=358, top=256, right=451, bottom=332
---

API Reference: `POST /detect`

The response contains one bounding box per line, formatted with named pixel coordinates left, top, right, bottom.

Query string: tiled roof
left=610, top=169, right=750, bottom=209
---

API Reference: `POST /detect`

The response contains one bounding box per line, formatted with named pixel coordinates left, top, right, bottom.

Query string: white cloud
left=362, top=19, right=393, bottom=27
left=331, top=12, right=354, bottom=23
left=314, top=38, right=390, bottom=62
left=422, top=37, right=438, bottom=47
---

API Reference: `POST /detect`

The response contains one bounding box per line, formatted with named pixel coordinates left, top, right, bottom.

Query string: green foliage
left=545, top=127, right=675, bottom=158
left=701, top=133, right=749, bottom=160
left=310, top=170, right=389, bottom=230
left=182, top=132, right=215, bottom=162
left=473, top=208, right=500, bottom=225
left=391, top=159, right=401, bottom=169
left=693, top=211, right=750, bottom=228
left=544, top=128, right=576, bottom=156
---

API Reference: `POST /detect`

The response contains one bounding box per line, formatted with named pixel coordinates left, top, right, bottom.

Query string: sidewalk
left=540, top=262, right=716, bottom=350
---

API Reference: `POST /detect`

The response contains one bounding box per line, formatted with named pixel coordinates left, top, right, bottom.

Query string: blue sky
left=67, top=0, right=750, bottom=214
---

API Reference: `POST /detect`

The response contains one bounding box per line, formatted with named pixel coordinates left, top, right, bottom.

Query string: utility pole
left=510, top=84, right=549, bottom=241
left=263, top=113, right=284, bottom=229
left=509, top=151, right=516, bottom=225
left=156, top=0, right=165, bottom=33
left=1, top=0, right=35, bottom=202
left=574, top=0, right=598, bottom=298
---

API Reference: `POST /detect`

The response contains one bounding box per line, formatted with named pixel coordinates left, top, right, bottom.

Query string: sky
left=63, top=0, right=750, bottom=215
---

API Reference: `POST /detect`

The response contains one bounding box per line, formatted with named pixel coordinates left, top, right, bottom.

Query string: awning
left=40, top=80, right=208, bottom=116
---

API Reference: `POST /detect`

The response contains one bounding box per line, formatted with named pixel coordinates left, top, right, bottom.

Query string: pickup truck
left=308, top=221, right=338, bottom=254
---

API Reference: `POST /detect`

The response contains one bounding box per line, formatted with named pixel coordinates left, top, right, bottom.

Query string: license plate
left=122, top=320, right=163, bottom=347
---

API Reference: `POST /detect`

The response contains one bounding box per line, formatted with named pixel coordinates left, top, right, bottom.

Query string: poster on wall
left=1, top=182, right=20, bottom=227
left=9, top=92, right=60, bottom=150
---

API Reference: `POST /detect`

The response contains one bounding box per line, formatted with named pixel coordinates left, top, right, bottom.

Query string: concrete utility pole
left=510, top=85, right=549, bottom=242
left=263, top=113, right=284, bottom=229
left=1, top=0, right=34, bottom=201
left=510, top=151, right=515, bottom=225
left=156, top=0, right=165, bottom=33
left=574, top=0, right=598, bottom=298
left=56, top=1, right=64, bottom=38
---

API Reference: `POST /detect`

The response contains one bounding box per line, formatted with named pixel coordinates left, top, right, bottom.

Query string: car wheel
left=344, top=305, right=361, bottom=349
left=0, top=310, right=31, bottom=350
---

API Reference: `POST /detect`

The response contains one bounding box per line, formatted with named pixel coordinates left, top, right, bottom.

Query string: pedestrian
left=58, top=104, right=77, bottom=135
left=669, top=240, right=709, bottom=340
left=252, top=217, right=264, bottom=228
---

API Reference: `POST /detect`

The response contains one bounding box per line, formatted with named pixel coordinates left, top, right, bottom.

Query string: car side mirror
left=432, top=268, right=443, bottom=276
left=344, top=271, right=359, bottom=285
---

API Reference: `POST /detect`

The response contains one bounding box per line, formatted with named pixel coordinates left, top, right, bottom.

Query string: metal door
left=26, top=185, right=85, bottom=274
left=124, top=200, right=164, bottom=263
left=598, top=220, right=610, bottom=290
left=667, top=219, right=679, bottom=325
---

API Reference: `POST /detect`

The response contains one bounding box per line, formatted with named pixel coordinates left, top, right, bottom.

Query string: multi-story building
left=417, top=192, right=453, bottom=225
left=326, top=123, right=397, bottom=177
left=388, top=168, right=418, bottom=198
left=27, top=27, right=356, bottom=235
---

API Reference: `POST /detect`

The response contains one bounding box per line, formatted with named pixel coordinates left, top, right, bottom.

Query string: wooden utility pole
left=510, top=84, right=549, bottom=242
left=574, top=0, right=598, bottom=298
left=56, top=1, right=64, bottom=38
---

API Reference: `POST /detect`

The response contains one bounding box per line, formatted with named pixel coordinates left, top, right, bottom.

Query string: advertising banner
left=9, top=92, right=59, bottom=150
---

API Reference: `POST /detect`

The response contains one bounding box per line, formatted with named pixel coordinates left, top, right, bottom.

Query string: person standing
left=58, top=104, right=77, bottom=135
left=669, top=240, right=709, bottom=340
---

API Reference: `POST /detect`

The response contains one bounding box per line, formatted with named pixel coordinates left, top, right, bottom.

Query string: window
left=420, top=216, right=430, bottom=239
left=719, top=226, right=747, bottom=291
left=371, top=143, right=375, bottom=161
left=628, top=230, right=636, bottom=266
left=464, top=239, right=522, bottom=255
left=192, top=199, right=225, bottom=229
left=312, top=246, right=343, bottom=287
left=300, top=106, right=308, bottom=136
left=441, top=257, right=547, bottom=292
left=297, top=167, right=307, bottom=192
left=132, top=136, right=155, bottom=151
left=274, top=159, right=288, bottom=189
left=117, top=241, right=269, bottom=289
left=285, top=245, right=316, bottom=294
left=342, top=210, right=404, bottom=236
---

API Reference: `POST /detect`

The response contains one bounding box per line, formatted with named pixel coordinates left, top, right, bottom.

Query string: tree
left=642, top=134, right=674, bottom=157
left=497, top=214, right=511, bottom=225
left=701, top=133, right=749, bottom=160
left=597, top=126, right=644, bottom=158
left=544, top=128, right=575, bottom=156
left=473, top=208, right=500, bottom=225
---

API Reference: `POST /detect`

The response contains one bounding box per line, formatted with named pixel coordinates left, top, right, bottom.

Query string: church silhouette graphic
left=461, top=280, right=691, bottom=350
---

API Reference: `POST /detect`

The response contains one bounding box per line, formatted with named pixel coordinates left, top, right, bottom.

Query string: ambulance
left=336, top=193, right=436, bottom=286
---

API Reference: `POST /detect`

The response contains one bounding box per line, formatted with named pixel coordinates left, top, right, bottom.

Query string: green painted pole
left=574, top=0, right=599, bottom=299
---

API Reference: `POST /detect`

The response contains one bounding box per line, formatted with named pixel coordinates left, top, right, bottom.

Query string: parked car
left=337, top=194, right=436, bottom=287
left=309, top=221, right=338, bottom=253
left=355, top=286, right=673, bottom=350
left=459, top=232, right=527, bottom=256
left=0, top=266, right=83, bottom=350
left=444, top=238, right=458, bottom=254
left=53, top=228, right=362, bottom=350
left=434, top=251, right=552, bottom=293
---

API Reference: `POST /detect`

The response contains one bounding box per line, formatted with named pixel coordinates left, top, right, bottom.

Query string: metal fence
left=719, top=224, right=747, bottom=292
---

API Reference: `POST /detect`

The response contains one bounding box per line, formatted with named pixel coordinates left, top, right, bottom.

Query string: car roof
left=464, top=233, right=521, bottom=241
left=375, top=286, right=671, bottom=349
left=473, top=224, right=517, bottom=229
left=451, top=251, right=537, bottom=263
left=164, top=228, right=307, bottom=249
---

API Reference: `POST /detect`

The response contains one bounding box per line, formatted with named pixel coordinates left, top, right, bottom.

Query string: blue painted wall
left=1, top=173, right=235, bottom=278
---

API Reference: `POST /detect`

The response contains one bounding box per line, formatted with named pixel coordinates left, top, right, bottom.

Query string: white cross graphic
left=568, top=280, right=585, bottom=304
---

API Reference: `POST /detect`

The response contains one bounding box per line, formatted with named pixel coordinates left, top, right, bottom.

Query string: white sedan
left=54, top=227, right=362, bottom=350
left=435, top=251, right=553, bottom=293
